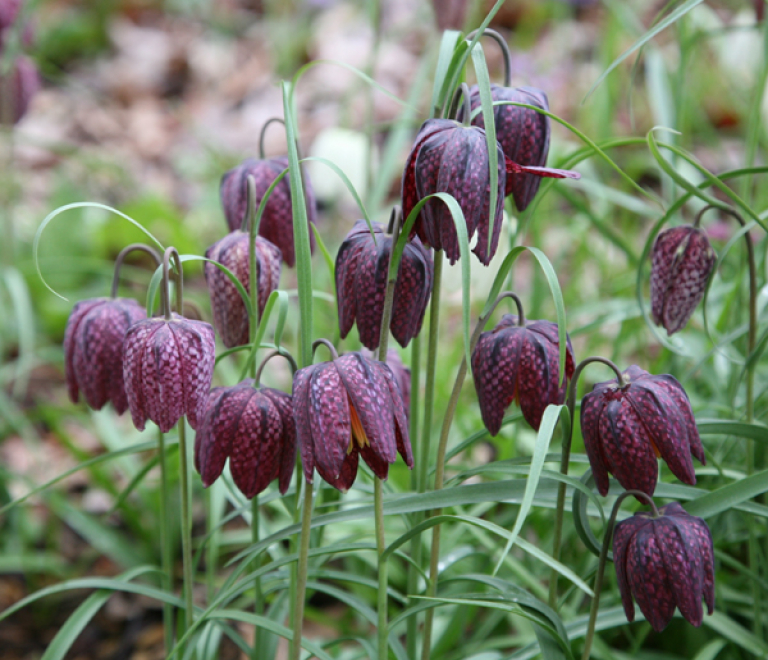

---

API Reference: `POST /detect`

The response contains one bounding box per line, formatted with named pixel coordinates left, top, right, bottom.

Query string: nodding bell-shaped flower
left=220, top=157, right=317, bottom=267
left=194, top=381, right=296, bottom=498
left=1, top=56, right=40, bottom=124
left=650, top=225, right=716, bottom=335
left=580, top=365, right=706, bottom=497
left=204, top=231, right=282, bottom=348
left=613, top=502, right=715, bottom=632
left=459, top=85, right=578, bottom=212
left=361, top=347, right=412, bottom=419
left=293, top=349, right=413, bottom=492
left=64, top=297, right=146, bottom=415
left=336, top=220, right=433, bottom=351
left=402, top=118, right=506, bottom=266
left=472, top=314, right=574, bottom=433
left=123, top=314, right=216, bottom=433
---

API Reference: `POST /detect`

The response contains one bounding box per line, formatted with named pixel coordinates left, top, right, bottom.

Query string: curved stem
left=449, top=82, right=473, bottom=126
left=549, top=356, right=625, bottom=608
left=162, top=247, right=184, bottom=320
left=312, top=338, right=339, bottom=361
left=581, top=491, right=658, bottom=660
left=111, top=243, right=162, bottom=298
left=290, top=482, right=314, bottom=660
left=421, top=291, right=516, bottom=660
left=259, top=118, right=286, bottom=160
left=254, top=349, right=299, bottom=386
left=466, top=28, right=512, bottom=87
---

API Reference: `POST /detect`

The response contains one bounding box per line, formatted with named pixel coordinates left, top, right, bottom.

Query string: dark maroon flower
left=336, top=220, right=433, bottom=350
left=459, top=85, right=580, bottom=212
left=63, top=297, right=146, bottom=415
left=472, top=315, right=574, bottom=434
left=650, top=225, right=716, bottom=335
left=220, top=157, right=317, bottom=267
left=0, top=56, right=40, bottom=124
left=361, top=348, right=412, bottom=419
left=194, top=381, right=296, bottom=498
left=581, top=365, right=706, bottom=497
left=0, top=0, right=21, bottom=31
left=293, top=351, right=413, bottom=492
left=401, top=118, right=506, bottom=266
left=123, top=314, right=216, bottom=433
left=204, top=231, right=281, bottom=348
left=613, top=502, right=715, bottom=632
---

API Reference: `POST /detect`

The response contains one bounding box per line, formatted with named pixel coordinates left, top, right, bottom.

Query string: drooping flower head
left=580, top=365, right=706, bottom=497
left=220, top=156, right=317, bottom=267
left=402, top=118, right=506, bottom=266
left=613, top=502, right=715, bottom=632
left=123, top=314, right=216, bottom=433
left=461, top=85, right=556, bottom=212
left=650, top=224, right=716, bottom=335
left=64, top=297, right=146, bottom=414
left=472, top=314, right=575, bottom=434
left=194, top=380, right=296, bottom=498
left=204, top=231, right=281, bottom=348
left=336, top=220, right=433, bottom=350
left=293, top=348, right=412, bottom=492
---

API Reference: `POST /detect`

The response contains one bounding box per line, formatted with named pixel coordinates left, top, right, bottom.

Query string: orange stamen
left=347, top=398, right=369, bottom=455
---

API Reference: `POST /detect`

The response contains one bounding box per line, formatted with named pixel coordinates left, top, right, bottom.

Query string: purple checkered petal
left=613, top=513, right=653, bottom=622
left=629, top=524, right=677, bottom=632
left=308, top=363, right=352, bottom=483
left=580, top=390, right=612, bottom=496
left=123, top=318, right=164, bottom=432
left=262, top=387, right=297, bottom=494
left=169, top=318, right=216, bottom=430
left=292, top=366, right=316, bottom=483
left=195, top=387, right=228, bottom=484
left=372, top=358, right=413, bottom=467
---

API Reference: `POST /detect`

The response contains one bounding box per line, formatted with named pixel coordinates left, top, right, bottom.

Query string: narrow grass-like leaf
left=282, top=81, right=314, bottom=368
left=684, top=468, right=768, bottom=518
left=303, top=156, right=373, bottom=229
left=585, top=0, right=705, bottom=99
left=492, top=405, right=564, bottom=575
left=310, top=223, right=335, bottom=283
left=238, top=289, right=290, bottom=380
left=703, top=611, right=768, bottom=656
left=33, top=202, right=164, bottom=301
left=41, top=566, right=156, bottom=660
left=430, top=30, right=463, bottom=117
left=3, top=267, right=35, bottom=397
left=697, top=419, right=768, bottom=444
left=470, top=43, right=498, bottom=264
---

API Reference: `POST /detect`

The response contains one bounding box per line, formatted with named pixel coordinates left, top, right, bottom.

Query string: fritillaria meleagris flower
left=336, top=220, right=433, bottom=350
left=461, top=85, right=555, bottom=212
left=0, top=55, right=40, bottom=124
left=293, top=351, right=413, bottom=492
left=361, top=347, right=412, bottom=418
left=204, top=231, right=282, bottom=348
left=613, top=502, right=715, bottom=632
left=220, top=156, right=317, bottom=267
left=63, top=297, right=146, bottom=415
left=580, top=365, right=706, bottom=497
left=650, top=225, right=716, bottom=335
left=123, top=314, right=216, bottom=433
left=472, top=315, right=575, bottom=434
left=194, top=381, right=296, bottom=498
left=402, top=118, right=506, bottom=266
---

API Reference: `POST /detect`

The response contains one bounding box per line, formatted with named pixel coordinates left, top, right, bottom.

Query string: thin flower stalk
left=549, top=356, right=625, bottom=609
left=421, top=292, right=522, bottom=660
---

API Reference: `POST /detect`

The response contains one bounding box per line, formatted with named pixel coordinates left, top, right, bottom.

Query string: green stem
left=178, top=419, right=195, bottom=646
left=158, top=429, right=175, bottom=655
left=375, top=478, right=388, bottom=660
left=581, top=491, right=658, bottom=660
left=290, top=482, right=314, bottom=660
left=406, top=336, right=421, bottom=660
left=420, top=293, right=505, bottom=660
left=251, top=496, right=263, bottom=659
left=549, top=356, right=625, bottom=609
left=417, top=250, right=443, bottom=495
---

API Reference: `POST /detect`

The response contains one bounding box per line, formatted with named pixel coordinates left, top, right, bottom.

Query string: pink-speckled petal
left=336, top=353, right=397, bottom=466
left=613, top=514, right=654, bottom=622
left=628, top=524, right=677, bottom=632
left=293, top=366, right=316, bottom=483
left=123, top=318, right=164, bottom=432
left=262, top=387, right=297, bottom=494
left=372, top=359, right=413, bottom=468
left=316, top=450, right=359, bottom=493
left=64, top=298, right=105, bottom=405
left=229, top=392, right=284, bottom=498
left=472, top=321, right=523, bottom=436
left=141, top=322, right=185, bottom=433
left=353, top=239, right=388, bottom=350
left=197, top=387, right=230, bottom=485
left=205, top=232, right=251, bottom=348
left=309, top=363, right=352, bottom=483
left=256, top=237, right=283, bottom=317
left=171, top=319, right=216, bottom=430
left=579, top=389, right=612, bottom=496
left=391, top=236, right=433, bottom=347
left=599, top=397, right=659, bottom=497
